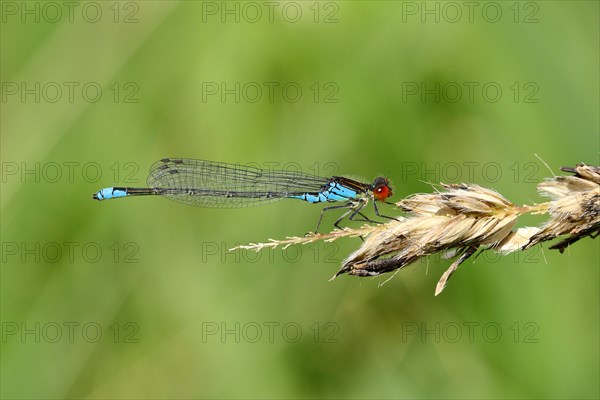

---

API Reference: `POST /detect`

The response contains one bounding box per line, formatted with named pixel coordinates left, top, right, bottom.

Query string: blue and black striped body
left=93, top=180, right=366, bottom=204
left=92, top=159, right=374, bottom=207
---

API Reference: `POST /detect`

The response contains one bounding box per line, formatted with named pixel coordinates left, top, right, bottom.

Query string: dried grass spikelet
left=337, top=184, right=522, bottom=295
left=526, top=164, right=600, bottom=252
left=231, top=225, right=376, bottom=252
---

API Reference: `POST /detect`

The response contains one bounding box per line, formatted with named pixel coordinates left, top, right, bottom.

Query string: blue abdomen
left=94, top=187, right=128, bottom=200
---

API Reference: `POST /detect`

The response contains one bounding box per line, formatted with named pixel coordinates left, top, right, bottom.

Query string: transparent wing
left=146, top=158, right=328, bottom=208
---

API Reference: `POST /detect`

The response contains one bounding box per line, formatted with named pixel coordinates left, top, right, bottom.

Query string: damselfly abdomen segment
left=92, top=158, right=394, bottom=231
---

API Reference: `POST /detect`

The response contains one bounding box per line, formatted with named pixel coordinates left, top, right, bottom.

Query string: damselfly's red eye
left=372, top=177, right=393, bottom=201
left=373, top=184, right=392, bottom=201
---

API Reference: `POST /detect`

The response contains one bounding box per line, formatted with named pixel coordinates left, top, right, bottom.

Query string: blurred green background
left=1, top=1, right=598, bottom=399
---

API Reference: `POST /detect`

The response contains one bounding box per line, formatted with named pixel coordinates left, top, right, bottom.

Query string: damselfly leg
left=314, top=202, right=356, bottom=233
left=313, top=199, right=391, bottom=233
left=372, top=200, right=400, bottom=222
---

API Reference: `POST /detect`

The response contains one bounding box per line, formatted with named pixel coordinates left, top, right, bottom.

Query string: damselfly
left=93, top=158, right=395, bottom=231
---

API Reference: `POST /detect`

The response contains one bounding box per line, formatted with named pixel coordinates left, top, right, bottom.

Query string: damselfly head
left=371, top=177, right=393, bottom=201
